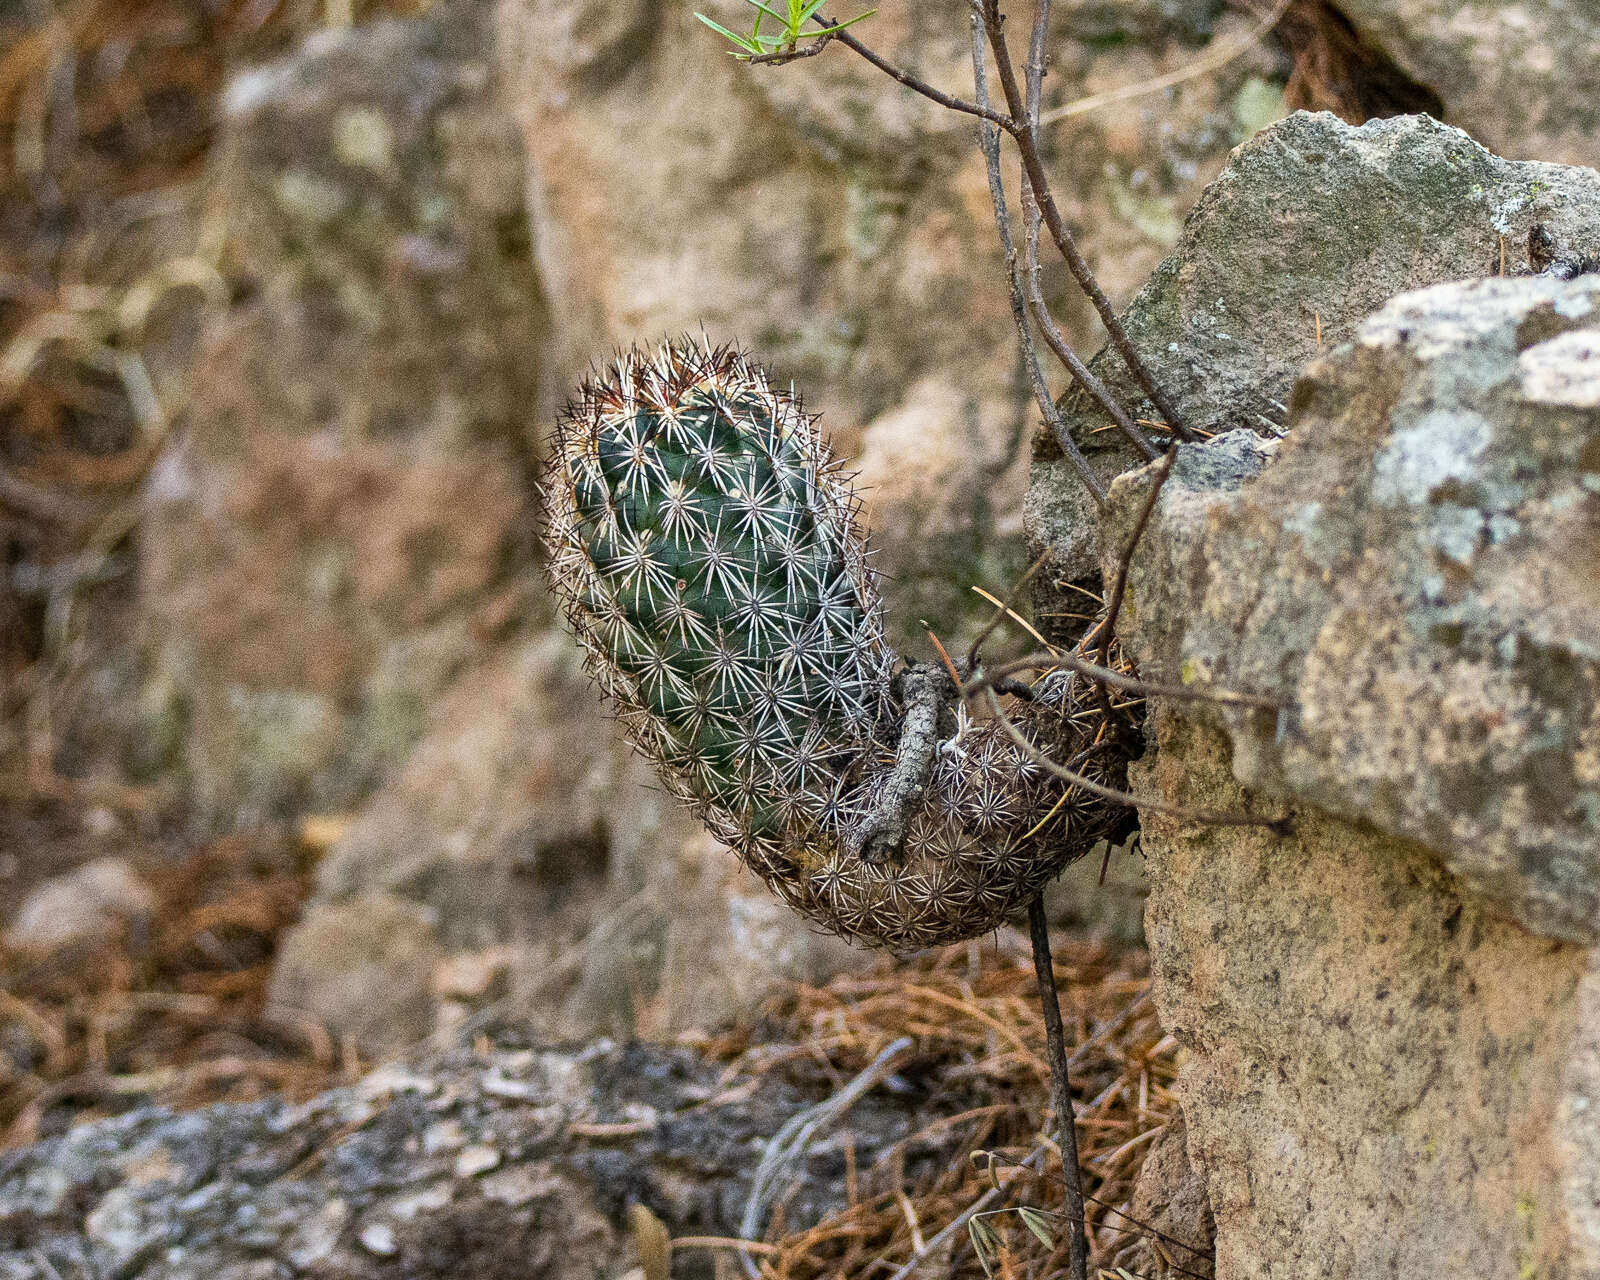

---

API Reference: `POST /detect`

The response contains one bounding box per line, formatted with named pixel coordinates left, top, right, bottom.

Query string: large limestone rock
left=1113, top=274, right=1600, bottom=942
left=1030, top=110, right=1600, bottom=604
left=1041, top=118, right=1600, bottom=1276
left=1133, top=715, right=1591, bottom=1278
left=137, top=11, right=544, bottom=826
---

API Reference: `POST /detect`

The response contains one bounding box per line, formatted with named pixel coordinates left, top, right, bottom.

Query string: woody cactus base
left=543, top=337, right=1129, bottom=950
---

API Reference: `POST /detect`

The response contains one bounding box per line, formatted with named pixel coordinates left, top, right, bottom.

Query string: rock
left=1110, top=273, right=1600, bottom=943
left=267, top=894, right=445, bottom=1054
left=273, top=633, right=867, bottom=1053
left=0, top=1032, right=972, bottom=1280
left=137, top=10, right=544, bottom=827
left=306, top=635, right=629, bottom=950
left=1339, top=0, right=1600, bottom=169
left=1021, top=111, right=1600, bottom=1276
left=4, top=857, right=158, bottom=956
left=1133, top=716, right=1593, bottom=1278
left=1031, top=110, right=1600, bottom=606
left=1108, top=1114, right=1214, bottom=1280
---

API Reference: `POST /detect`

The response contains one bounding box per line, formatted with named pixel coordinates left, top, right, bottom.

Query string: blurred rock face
left=138, top=13, right=544, bottom=826
left=1338, top=0, right=1600, bottom=166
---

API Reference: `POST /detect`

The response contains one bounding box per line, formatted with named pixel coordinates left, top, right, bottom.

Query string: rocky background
left=2, top=0, right=1599, bottom=1276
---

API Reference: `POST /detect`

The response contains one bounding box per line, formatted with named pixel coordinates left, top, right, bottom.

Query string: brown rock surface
left=1135, top=716, right=1590, bottom=1278
left=137, top=11, right=544, bottom=825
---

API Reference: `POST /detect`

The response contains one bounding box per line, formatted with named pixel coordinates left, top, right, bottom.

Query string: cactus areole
left=543, top=337, right=1129, bottom=951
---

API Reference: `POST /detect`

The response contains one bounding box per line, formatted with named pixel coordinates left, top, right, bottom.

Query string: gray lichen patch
left=1105, top=274, right=1600, bottom=944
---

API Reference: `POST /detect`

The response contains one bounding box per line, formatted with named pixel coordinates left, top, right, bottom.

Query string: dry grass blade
left=1040, top=0, right=1293, bottom=125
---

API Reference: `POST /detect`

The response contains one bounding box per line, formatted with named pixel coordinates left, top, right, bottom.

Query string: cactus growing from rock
left=544, top=337, right=1130, bottom=950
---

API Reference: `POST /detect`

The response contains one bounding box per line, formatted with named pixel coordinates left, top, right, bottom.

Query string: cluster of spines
left=544, top=337, right=1128, bottom=951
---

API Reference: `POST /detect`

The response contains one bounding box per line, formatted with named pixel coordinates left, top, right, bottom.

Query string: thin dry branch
left=967, top=7, right=1108, bottom=504
left=977, top=0, right=1192, bottom=440
left=964, top=648, right=1284, bottom=712
left=1021, top=186, right=1159, bottom=460
left=983, top=685, right=1289, bottom=833
left=1028, top=896, right=1089, bottom=1280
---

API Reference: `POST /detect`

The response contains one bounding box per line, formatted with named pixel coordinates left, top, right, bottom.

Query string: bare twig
left=1021, top=186, right=1159, bottom=459
left=967, top=7, right=1107, bottom=505
left=983, top=686, right=1290, bottom=832
left=978, top=0, right=1192, bottom=440
left=964, top=647, right=1285, bottom=712
left=850, top=663, right=958, bottom=861
left=761, top=15, right=1016, bottom=127
left=1024, top=0, right=1051, bottom=125
left=745, top=36, right=837, bottom=65
left=830, top=23, right=1016, bottom=129
left=1098, top=444, right=1178, bottom=690
left=1028, top=896, right=1089, bottom=1280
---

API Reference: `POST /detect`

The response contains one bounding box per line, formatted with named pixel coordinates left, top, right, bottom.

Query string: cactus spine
left=544, top=337, right=1128, bottom=951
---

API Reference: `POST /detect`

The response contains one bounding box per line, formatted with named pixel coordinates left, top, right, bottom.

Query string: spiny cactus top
left=544, top=338, right=892, bottom=841
left=544, top=337, right=1129, bottom=951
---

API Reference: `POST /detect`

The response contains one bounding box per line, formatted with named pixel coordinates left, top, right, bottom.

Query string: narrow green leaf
left=1017, top=1206, right=1056, bottom=1248
left=825, top=8, right=876, bottom=33
left=693, top=12, right=762, bottom=52
left=968, top=1219, right=998, bottom=1279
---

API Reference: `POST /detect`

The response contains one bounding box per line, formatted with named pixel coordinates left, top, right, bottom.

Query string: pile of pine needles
left=0, top=821, right=353, bottom=1149
left=706, top=932, right=1186, bottom=1278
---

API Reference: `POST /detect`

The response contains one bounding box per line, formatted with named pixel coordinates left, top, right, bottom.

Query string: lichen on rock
left=1028, top=109, right=1600, bottom=1278
left=1110, top=272, right=1600, bottom=944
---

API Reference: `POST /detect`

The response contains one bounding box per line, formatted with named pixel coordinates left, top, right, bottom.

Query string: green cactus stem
left=543, top=336, right=1131, bottom=951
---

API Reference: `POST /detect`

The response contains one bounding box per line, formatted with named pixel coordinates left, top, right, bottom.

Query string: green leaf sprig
left=694, top=0, right=875, bottom=61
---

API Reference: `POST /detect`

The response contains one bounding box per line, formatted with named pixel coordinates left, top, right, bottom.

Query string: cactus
left=544, top=336, right=1129, bottom=950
